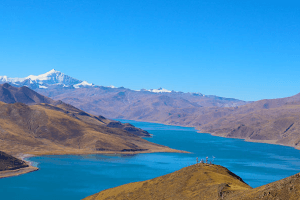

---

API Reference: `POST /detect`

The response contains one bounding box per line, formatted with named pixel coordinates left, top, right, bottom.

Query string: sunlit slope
left=230, top=172, right=300, bottom=200
left=0, top=101, right=178, bottom=156
left=83, top=164, right=251, bottom=200
left=200, top=103, right=300, bottom=149
left=84, top=163, right=300, bottom=200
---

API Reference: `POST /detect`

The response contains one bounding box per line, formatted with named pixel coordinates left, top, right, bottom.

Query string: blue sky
left=0, top=0, right=299, bottom=101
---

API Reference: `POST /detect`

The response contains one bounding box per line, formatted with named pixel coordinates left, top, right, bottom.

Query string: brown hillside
left=231, top=172, right=300, bottom=200
left=0, top=151, right=28, bottom=171
left=48, top=87, right=300, bottom=150
left=35, top=87, right=248, bottom=121
left=0, top=83, right=55, bottom=105
left=83, top=164, right=252, bottom=200
left=199, top=102, right=300, bottom=149
left=84, top=164, right=300, bottom=200
left=0, top=101, right=179, bottom=156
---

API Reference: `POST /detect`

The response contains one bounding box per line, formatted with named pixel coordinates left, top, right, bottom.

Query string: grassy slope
left=199, top=103, right=300, bottom=149
left=84, top=164, right=300, bottom=200
left=83, top=164, right=251, bottom=200
left=0, top=101, right=180, bottom=156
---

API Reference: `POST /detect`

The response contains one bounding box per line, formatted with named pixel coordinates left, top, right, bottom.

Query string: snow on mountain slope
left=0, top=70, right=173, bottom=93
left=0, top=76, right=26, bottom=83
left=0, top=69, right=94, bottom=89
left=147, top=88, right=172, bottom=93
left=0, top=70, right=248, bottom=108
left=74, top=81, right=94, bottom=88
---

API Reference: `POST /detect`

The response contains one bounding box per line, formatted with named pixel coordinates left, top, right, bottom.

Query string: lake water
left=1, top=120, right=300, bottom=200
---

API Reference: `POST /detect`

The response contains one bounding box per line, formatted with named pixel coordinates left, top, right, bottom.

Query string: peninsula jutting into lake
left=1, top=1, right=299, bottom=199
left=1, top=72, right=300, bottom=200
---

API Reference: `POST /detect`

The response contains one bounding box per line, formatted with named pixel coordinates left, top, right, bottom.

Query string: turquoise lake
left=1, top=119, right=300, bottom=199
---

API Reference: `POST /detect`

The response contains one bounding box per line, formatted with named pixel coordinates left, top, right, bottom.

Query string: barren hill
left=0, top=151, right=28, bottom=171
left=0, top=101, right=177, bottom=156
left=0, top=83, right=55, bottom=105
left=83, top=163, right=300, bottom=200
left=0, top=84, right=180, bottom=157
left=37, top=87, right=248, bottom=120
left=83, top=164, right=251, bottom=200
left=198, top=96, right=300, bottom=150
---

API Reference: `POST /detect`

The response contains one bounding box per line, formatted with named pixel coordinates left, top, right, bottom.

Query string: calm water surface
left=1, top=120, right=300, bottom=199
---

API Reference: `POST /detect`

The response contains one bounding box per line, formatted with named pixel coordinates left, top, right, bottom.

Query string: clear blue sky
left=0, top=0, right=299, bottom=101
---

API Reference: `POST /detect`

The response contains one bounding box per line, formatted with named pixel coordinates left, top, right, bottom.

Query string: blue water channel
left=1, top=120, right=300, bottom=199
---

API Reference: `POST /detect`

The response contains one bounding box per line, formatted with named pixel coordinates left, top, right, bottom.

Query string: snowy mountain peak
left=25, top=69, right=65, bottom=81
left=48, top=69, right=58, bottom=73
left=0, top=69, right=94, bottom=89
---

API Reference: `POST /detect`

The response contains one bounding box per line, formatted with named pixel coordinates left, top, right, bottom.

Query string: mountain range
left=0, top=70, right=249, bottom=123
left=2, top=71, right=300, bottom=199
left=0, top=69, right=248, bottom=108
left=2, top=70, right=300, bottom=150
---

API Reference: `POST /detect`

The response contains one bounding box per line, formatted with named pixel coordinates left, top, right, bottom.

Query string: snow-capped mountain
left=0, top=70, right=248, bottom=124
left=0, top=70, right=175, bottom=93
left=0, top=69, right=94, bottom=89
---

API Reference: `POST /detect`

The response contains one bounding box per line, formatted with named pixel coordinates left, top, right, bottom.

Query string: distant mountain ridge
left=4, top=70, right=300, bottom=151
left=0, top=69, right=246, bottom=102
left=0, top=70, right=249, bottom=128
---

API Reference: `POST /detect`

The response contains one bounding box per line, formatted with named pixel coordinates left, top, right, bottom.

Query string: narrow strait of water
left=1, top=119, right=300, bottom=200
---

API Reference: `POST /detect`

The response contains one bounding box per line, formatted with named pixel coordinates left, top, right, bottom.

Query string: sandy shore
left=0, top=166, right=38, bottom=179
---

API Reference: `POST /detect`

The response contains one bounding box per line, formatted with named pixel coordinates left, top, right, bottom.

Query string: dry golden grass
left=200, top=104, right=300, bottom=150
left=84, top=163, right=300, bottom=200
left=0, top=102, right=181, bottom=158
left=83, top=164, right=251, bottom=200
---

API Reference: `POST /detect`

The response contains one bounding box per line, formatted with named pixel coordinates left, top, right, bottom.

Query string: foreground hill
left=83, top=164, right=251, bottom=200
left=83, top=164, right=300, bottom=200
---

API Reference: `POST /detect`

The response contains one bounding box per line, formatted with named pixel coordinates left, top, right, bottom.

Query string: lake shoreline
left=0, top=147, right=188, bottom=179
left=117, top=118, right=300, bottom=151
